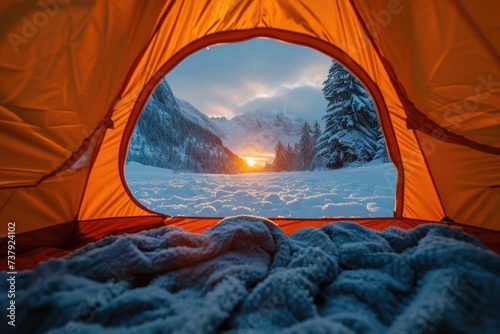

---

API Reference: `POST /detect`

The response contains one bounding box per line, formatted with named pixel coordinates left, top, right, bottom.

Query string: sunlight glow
left=245, top=157, right=256, bottom=167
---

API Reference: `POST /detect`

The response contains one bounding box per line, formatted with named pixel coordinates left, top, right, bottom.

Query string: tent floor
left=2, top=216, right=499, bottom=271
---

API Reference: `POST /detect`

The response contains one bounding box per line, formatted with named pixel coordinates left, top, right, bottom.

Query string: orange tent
left=1, top=0, right=499, bottom=268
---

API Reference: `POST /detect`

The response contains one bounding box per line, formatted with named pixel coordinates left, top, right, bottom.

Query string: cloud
left=236, top=85, right=327, bottom=121
left=166, top=38, right=332, bottom=121
left=205, top=103, right=237, bottom=118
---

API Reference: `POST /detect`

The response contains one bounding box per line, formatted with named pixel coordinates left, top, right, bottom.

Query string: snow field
left=126, top=160, right=397, bottom=218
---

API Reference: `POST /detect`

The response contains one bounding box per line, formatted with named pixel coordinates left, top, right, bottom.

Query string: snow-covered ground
left=125, top=160, right=397, bottom=218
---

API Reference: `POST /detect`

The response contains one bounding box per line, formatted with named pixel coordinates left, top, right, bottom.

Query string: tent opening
left=125, top=38, right=397, bottom=219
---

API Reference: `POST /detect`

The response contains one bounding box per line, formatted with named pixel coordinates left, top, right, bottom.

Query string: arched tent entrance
left=1, top=1, right=499, bottom=266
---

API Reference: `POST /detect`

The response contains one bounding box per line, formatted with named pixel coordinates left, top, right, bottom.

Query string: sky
left=165, top=38, right=333, bottom=122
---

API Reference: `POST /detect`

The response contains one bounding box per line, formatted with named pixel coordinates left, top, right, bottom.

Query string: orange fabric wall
left=353, top=0, right=500, bottom=227
left=0, top=1, right=166, bottom=236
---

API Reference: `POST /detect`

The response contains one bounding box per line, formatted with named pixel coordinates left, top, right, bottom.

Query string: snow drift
left=125, top=160, right=396, bottom=218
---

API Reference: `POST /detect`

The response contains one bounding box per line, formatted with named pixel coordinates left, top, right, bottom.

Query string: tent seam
left=349, top=0, right=408, bottom=216
left=412, top=129, right=447, bottom=219
left=75, top=1, right=179, bottom=221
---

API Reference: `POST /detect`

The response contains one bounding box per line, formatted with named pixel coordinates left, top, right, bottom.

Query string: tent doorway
left=124, top=39, right=397, bottom=219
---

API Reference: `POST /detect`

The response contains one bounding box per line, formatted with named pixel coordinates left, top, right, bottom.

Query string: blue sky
left=165, top=38, right=332, bottom=122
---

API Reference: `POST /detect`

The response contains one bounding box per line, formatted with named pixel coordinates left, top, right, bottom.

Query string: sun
left=245, top=157, right=256, bottom=167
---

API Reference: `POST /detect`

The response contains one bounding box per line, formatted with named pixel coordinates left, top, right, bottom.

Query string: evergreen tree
left=318, top=60, right=384, bottom=169
left=284, top=144, right=295, bottom=171
left=272, top=141, right=286, bottom=172
left=374, top=128, right=389, bottom=162
left=298, top=121, right=314, bottom=170
left=292, top=143, right=301, bottom=171
left=312, top=121, right=322, bottom=159
left=312, top=121, right=322, bottom=148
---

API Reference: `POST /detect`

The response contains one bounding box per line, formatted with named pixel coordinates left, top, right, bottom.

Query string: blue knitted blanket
left=2, top=217, right=500, bottom=333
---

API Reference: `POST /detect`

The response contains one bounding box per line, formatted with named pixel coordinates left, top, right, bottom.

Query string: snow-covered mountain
left=211, top=109, right=304, bottom=163
left=175, top=98, right=225, bottom=138
left=127, top=80, right=247, bottom=173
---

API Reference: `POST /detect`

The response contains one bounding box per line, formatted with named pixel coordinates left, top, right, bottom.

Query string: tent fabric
left=0, top=0, right=499, bottom=255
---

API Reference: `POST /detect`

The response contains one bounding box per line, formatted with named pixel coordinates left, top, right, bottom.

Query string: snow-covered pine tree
left=317, top=60, right=383, bottom=169
left=292, top=143, right=301, bottom=171
left=374, top=128, right=389, bottom=162
left=298, top=121, right=314, bottom=170
left=311, top=121, right=322, bottom=157
left=310, top=121, right=324, bottom=170
left=285, top=143, right=296, bottom=171
left=312, top=121, right=321, bottom=147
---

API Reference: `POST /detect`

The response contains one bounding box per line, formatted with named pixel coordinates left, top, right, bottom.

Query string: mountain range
left=127, top=80, right=305, bottom=172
